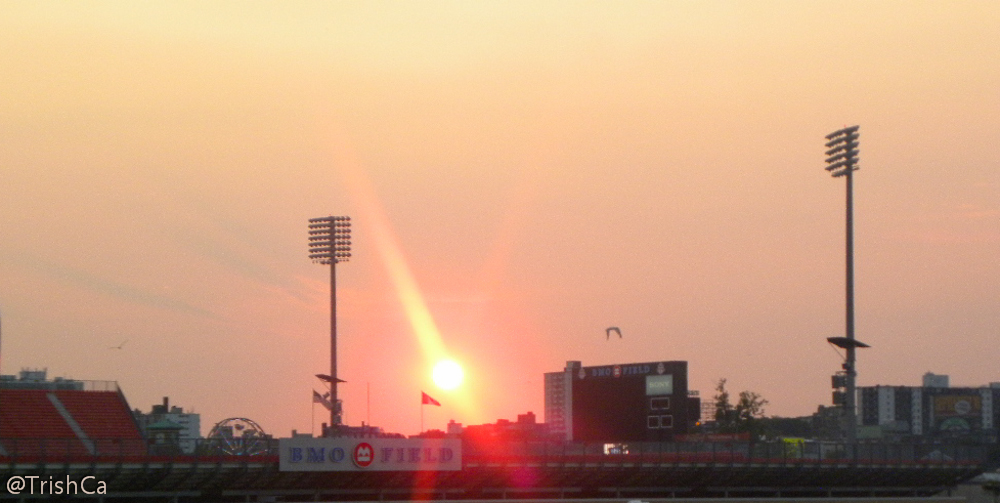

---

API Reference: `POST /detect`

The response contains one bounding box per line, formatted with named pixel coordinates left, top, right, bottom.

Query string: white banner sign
left=279, top=438, right=462, bottom=472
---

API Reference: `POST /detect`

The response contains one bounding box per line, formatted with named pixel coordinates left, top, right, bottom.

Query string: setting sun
left=432, top=359, right=465, bottom=391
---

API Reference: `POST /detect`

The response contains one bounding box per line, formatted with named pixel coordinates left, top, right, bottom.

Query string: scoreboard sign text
left=279, top=438, right=461, bottom=472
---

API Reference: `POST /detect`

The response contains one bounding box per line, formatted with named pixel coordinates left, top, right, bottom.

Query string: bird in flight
left=110, top=339, right=128, bottom=350
left=606, top=327, right=622, bottom=339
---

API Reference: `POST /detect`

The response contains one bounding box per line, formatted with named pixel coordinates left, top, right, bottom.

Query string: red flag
left=421, top=391, right=441, bottom=406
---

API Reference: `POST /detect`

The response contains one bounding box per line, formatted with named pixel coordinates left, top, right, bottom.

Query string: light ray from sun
left=321, top=124, right=480, bottom=425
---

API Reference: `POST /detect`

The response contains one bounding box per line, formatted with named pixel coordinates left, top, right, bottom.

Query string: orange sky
left=1, top=1, right=998, bottom=437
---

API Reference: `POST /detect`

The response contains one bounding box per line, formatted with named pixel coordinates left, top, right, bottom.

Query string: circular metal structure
left=205, top=417, right=269, bottom=456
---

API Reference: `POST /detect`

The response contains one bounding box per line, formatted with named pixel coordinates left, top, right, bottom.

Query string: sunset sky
left=1, top=1, right=997, bottom=437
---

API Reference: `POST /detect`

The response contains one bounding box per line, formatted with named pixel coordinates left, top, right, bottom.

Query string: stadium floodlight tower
left=824, top=125, right=869, bottom=444
left=308, top=215, right=351, bottom=433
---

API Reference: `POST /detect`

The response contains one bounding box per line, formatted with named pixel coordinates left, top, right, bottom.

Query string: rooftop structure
left=0, top=368, right=85, bottom=391
left=134, top=397, right=201, bottom=454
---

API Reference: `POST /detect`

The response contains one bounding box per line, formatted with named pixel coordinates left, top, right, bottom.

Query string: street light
left=823, top=125, right=867, bottom=444
left=309, top=215, right=351, bottom=433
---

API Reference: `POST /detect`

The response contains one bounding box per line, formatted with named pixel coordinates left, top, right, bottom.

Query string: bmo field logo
left=280, top=438, right=461, bottom=472
left=353, top=442, right=374, bottom=468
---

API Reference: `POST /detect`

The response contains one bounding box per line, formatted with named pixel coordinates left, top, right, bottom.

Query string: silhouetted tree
left=713, top=378, right=768, bottom=435
left=714, top=378, right=737, bottom=432
left=735, top=390, right=768, bottom=435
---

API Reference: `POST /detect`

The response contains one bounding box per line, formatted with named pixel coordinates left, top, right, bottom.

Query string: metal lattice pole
left=309, top=216, right=351, bottom=432
left=824, top=125, right=862, bottom=443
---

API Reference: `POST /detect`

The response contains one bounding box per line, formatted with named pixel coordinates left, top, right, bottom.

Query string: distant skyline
left=1, top=1, right=997, bottom=437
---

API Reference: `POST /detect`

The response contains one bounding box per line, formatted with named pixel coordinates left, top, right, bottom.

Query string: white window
left=650, top=397, right=670, bottom=410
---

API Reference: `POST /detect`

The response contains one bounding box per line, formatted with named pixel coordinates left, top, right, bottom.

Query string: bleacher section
left=0, top=389, right=89, bottom=457
left=0, top=388, right=145, bottom=460
left=54, top=390, right=145, bottom=456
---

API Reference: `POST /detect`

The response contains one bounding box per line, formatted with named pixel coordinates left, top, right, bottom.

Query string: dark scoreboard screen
left=571, top=361, right=688, bottom=442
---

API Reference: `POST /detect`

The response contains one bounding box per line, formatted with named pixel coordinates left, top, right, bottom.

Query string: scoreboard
left=571, top=361, right=689, bottom=442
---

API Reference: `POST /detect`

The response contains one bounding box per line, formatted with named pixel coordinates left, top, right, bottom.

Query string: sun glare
left=432, top=359, right=464, bottom=391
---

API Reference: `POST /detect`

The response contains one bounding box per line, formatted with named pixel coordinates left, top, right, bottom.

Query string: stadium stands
left=54, top=389, right=145, bottom=456
left=0, top=388, right=145, bottom=460
left=0, top=389, right=88, bottom=457
left=0, top=385, right=994, bottom=500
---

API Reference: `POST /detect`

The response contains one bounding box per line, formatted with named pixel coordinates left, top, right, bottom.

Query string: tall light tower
left=824, top=125, right=868, bottom=443
left=308, top=215, right=351, bottom=432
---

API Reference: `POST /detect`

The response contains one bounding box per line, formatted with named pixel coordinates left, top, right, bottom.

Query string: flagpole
left=311, top=393, right=316, bottom=436
left=421, top=402, right=424, bottom=434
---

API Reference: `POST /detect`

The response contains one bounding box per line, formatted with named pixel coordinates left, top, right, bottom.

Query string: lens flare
left=432, top=359, right=464, bottom=390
